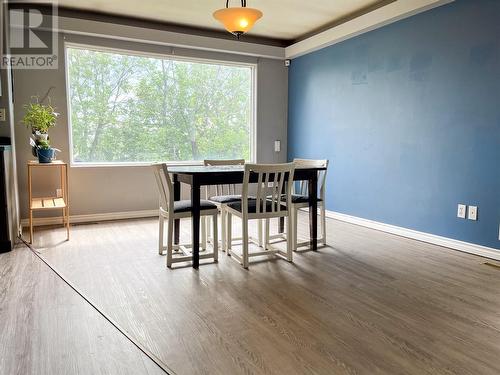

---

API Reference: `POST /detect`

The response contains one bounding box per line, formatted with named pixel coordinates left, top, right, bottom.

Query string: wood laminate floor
left=4, top=213, right=500, bottom=375
left=0, top=244, right=165, bottom=375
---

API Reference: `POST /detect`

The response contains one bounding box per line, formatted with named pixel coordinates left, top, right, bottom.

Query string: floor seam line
left=18, top=235, right=176, bottom=375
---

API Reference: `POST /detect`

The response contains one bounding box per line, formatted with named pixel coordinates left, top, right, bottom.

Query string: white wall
left=13, top=22, right=288, bottom=221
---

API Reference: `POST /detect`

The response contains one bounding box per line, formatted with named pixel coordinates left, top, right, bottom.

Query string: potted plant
left=35, top=139, right=57, bottom=163
left=22, top=99, right=58, bottom=136
left=21, top=97, right=59, bottom=158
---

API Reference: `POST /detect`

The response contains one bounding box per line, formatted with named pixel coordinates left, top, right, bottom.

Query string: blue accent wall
left=288, top=0, right=500, bottom=250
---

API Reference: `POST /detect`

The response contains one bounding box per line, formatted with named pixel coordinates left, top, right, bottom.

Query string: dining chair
left=152, top=164, right=219, bottom=268
left=281, top=159, right=329, bottom=251
left=204, top=159, right=245, bottom=250
left=224, top=163, right=295, bottom=269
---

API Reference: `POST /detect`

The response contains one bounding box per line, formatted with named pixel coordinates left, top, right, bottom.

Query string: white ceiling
left=57, top=0, right=385, bottom=40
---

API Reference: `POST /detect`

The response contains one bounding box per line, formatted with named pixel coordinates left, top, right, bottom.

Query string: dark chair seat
left=173, top=200, right=217, bottom=213
left=281, top=194, right=323, bottom=204
left=227, top=199, right=287, bottom=214
left=209, top=195, right=257, bottom=204
left=208, top=194, right=242, bottom=204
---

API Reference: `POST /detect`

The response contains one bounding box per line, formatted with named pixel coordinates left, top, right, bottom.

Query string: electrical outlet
left=457, top=204, right=466, bottom=219
left=56, top=188, right=63, bottom=198
left=274, top=140, right=281, bottom=153
left=0, top=108, right=5, bottom=122
left=468, top=206, right=478, bottom=221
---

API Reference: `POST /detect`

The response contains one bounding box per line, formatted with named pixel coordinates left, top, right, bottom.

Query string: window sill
left=69, top=161, right=206, bottom=168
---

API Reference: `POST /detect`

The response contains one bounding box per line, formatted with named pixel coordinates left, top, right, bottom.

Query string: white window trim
left=65, top=42, right=258, bottom=168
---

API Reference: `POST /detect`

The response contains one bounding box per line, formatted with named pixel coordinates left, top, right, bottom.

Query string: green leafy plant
left=22, top=98, right=58, bottom=134
left=36, top=139, right=51, bottom=150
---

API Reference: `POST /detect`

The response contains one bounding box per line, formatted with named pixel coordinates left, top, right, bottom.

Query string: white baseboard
left=21, top=209, right=158, bottom=228
left=22, top=207, right=500, bottom=261
left=322, top=210, right=500, bottom=261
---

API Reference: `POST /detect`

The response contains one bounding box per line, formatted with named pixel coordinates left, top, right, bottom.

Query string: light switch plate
left=0, top=108, right=6, bottom=122
left=468, top=206, right=478, bottom=221
left=457, top=204, right=466, bottom=219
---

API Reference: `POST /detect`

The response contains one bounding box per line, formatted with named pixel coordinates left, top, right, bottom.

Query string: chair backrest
left=293, top=158, right=329, bottom=200
left=152, top=163, right=173, bottom=213
left=204, top=159, right=245, bottom=197
left=242, top=163, right=295, bottom=215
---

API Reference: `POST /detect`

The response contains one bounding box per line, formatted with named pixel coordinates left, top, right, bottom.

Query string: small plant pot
left=32, top=133, right=49, bottom=157
left=37, top=148, right=55, bottom=163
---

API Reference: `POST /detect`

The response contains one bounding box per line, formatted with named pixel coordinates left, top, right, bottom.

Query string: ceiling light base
left=232, top=31, right=244, bottom=39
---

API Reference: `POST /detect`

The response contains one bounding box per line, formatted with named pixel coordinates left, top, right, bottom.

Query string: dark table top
left=168, top=165, right=325, bottom=174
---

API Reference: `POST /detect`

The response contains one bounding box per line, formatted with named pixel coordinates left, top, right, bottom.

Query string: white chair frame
left=152, top=164, right=219, bottom=268
left=225, top=163, right=295, bottom=269
left=268, top=159, right=329, bottom=251
left=203, top=159, right=246, bottom=251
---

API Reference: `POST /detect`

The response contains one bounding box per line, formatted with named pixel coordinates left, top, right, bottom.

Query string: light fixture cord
left=226, top=0, right=247, bottom=8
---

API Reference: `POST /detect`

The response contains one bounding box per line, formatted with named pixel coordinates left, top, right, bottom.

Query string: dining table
left=168, top=164, right=326, bottom=269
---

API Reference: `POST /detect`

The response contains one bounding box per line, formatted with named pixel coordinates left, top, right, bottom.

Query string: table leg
left=173, top=175, right=180, bottom=245
left=309, top=174, right=318, bottom=251
left=191, top=182, right=201, bottom=269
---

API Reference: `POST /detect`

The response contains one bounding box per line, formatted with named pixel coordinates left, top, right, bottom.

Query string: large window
left=66, top=45, right=255, bottom=165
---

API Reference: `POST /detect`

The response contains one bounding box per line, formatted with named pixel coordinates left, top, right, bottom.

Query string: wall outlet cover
left=0, top=109, right=6, bottom=122
left=274, top=140, right=281, bottom=153
left=457, top=204, right=466, bottom=219
left=468, top=206, right=478, bottom=221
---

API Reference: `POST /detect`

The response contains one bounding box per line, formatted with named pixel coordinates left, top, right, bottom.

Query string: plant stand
left=27, top=160, right=69, bottom=243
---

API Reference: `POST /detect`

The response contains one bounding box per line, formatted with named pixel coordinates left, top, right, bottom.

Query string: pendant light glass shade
left=213, top=5, right=263, bottom=38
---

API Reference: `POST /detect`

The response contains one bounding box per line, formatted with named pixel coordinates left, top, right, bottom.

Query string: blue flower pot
left=37, top=148, right=55, bottom=163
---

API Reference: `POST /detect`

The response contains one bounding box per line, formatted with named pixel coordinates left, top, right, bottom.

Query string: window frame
left=64, top=42, right=258, bottom=167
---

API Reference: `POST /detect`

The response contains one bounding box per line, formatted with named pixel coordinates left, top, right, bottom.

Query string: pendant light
left=213, top=0, right=263, bottom=39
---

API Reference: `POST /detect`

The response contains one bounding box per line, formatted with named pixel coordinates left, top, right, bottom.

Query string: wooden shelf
left=27, top=160, right=70, bottom=243
left=27, top=160, right=67, bottom=166
left=30, top=197, right=66, bottom=210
